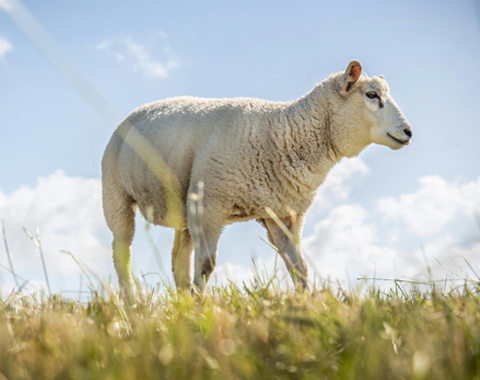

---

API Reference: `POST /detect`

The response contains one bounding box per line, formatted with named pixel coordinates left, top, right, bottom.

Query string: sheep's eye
left=365, top=91, right=378, bottom=99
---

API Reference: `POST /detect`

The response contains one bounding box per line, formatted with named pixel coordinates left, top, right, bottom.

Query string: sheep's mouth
left=387, top=133, right=410, bottom=145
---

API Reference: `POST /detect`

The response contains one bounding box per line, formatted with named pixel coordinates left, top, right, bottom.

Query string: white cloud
left=303, top=204, right=399, bottom=283
left=378, top=175, right=480, bottom=237
left=309, top=157, right=369, bottom=215
left=96, top=34, right=179, bottom=79
left=0, top=171, right=111, bottom=286
left=0, top=36, right=13, bottom=60
left=301, top=174, right=480, bottom=288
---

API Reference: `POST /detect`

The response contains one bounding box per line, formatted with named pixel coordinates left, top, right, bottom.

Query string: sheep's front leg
left=262, top=214, right=310, bottom=291
left=192, top=222, right=223, bottom=291
left=187, top=201, right=223, bottom=292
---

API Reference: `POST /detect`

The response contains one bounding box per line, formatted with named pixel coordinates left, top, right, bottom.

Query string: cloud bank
left=0, top=171, right=111, bottom=293
left=303, top=172, right=480, bottom=286
left=378, top=175, right=480, bottom=237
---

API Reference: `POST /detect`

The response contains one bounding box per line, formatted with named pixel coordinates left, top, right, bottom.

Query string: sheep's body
left=102, top=60, right=412, bottom=298
left=109, top=95, right=333, bottom=226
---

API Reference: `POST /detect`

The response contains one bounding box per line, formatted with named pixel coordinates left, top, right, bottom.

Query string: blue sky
left=1, top=0, right=479, bottom=295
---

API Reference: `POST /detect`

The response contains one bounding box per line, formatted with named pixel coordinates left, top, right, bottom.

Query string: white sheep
left=102, top=60, right=412, bottom=298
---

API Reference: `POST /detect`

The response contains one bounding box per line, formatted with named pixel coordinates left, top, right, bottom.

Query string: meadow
left=1, top=274, right=480, bottom=380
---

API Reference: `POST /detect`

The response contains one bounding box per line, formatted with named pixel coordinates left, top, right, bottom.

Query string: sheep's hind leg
left=172, top=229, right=194, bottom=291
left=103, top=185, right=136, bottom=300
left=261, top=214, right=310, bottom=291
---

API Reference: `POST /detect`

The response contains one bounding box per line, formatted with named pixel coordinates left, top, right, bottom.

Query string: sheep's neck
left=268, top=86, right=343, bottom=190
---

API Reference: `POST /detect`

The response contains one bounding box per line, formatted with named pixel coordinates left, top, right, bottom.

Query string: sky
left=0, top=0, right=479, bottom=297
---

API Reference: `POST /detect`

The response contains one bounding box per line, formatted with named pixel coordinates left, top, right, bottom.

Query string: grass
left=1, top=279, right=480, bottom=380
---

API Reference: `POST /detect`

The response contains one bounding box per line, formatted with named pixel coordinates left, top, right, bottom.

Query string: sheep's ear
left=337, top=59, right=363, bottom=96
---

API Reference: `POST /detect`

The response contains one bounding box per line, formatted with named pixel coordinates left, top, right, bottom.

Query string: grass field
left=1, top=277, right=480, bottom=380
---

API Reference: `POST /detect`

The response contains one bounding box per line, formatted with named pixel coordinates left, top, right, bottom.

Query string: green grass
left=1, top=281, right=480, bottom=380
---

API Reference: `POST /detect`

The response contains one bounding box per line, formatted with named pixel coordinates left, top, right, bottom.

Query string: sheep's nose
left=404, top=128, right=412, bottom=139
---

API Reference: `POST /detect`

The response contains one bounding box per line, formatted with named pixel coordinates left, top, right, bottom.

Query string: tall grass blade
left=23, top=226, right=51, bottom=296
left=264, top=207, right=295, bottom=243
left=2, top=221, right=19, bottom=288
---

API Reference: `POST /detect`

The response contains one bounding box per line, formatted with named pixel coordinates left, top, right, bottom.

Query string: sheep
left=102, top=59, right=412, bottom=298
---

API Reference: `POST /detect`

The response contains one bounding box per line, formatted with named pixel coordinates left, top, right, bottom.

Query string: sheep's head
left=337, top=60, right=412, bottom=152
